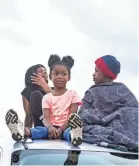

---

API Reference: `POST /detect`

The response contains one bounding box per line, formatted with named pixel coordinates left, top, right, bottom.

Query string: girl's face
left=51, top=65, right=69, bottom=88
left=36, top=67, right=48, bottom=81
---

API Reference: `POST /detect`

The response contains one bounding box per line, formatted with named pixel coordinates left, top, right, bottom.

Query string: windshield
left=11, top=149, right=138, bottom=166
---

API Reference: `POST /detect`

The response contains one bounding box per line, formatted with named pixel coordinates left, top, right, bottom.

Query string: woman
left=21, top=64, right=52, bottom=127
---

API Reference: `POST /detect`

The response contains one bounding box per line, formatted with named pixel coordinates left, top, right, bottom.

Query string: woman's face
left=36, top=67, right=48, bottom=82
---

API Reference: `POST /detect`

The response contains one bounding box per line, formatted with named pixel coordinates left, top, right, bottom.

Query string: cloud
left=0, top=28, right=31, bottom=46
left=50, top=0, right=138, bottom=75
left=0, top=0, right=20, bottom=20
left=0, top=0, right=138, bottom=134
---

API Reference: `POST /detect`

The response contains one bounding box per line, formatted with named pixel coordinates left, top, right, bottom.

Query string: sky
left=0, top=0, right=138, bottom=136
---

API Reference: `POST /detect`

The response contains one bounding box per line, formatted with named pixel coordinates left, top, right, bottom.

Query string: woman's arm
left=41, top=82, right=53, bottom=93
left=31, top=74, right=53, bottom=93
left=22, top=96, right=33, bottom=127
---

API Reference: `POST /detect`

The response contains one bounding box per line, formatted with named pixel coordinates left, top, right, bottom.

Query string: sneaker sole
left=69, top=113, right=83, bottom=146
left=5, top=109, right=23, bottom=141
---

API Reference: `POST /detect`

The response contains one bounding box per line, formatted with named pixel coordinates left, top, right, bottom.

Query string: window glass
left=11, top=149, right=138, bottom=165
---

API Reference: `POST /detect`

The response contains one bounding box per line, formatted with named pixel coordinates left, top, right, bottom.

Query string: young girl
left=6, top=55, right=83, bottom=147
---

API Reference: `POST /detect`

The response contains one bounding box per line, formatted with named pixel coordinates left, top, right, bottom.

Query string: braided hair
left=48, top=54, right=74, bottom=76
left=25, top=64, right=45, bottom=87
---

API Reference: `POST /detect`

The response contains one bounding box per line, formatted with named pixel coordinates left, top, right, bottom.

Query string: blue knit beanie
left=95, top=55, right=121, bottom=79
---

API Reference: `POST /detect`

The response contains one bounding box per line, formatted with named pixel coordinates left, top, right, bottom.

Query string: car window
left=11, top=149, right=138, bottom=165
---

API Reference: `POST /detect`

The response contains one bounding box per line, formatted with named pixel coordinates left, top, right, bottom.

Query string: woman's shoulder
left=21, top=87, right=29, bottom=95
left=21, top=86, right=36, bottom=101
left=21, top=87, right=30, bottom=101
left=21, top=86, right=34, bottom=94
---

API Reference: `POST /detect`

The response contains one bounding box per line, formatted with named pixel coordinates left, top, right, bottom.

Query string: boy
left=79, top=55, right=138, bottom=151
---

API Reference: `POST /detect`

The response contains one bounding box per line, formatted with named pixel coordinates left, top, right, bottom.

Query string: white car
left=0, top=137, right=138, bottom=166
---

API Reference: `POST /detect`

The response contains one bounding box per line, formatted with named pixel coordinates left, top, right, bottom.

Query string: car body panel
left=0, top=137, right=138, bottom=166
left=13, top=139, right=138, bottom=154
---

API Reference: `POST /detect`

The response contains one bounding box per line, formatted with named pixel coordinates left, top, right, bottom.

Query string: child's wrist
left=41, top=82, right=48, bottom=89
left=44, top=122, right=52, bottom=129
left=60, top=125, right=66, bottom=132
left=47, top=124, right=53, bottom=129
left=59, top=126, right=64, bottom=132
left=41, top=83, right=51, bottom=92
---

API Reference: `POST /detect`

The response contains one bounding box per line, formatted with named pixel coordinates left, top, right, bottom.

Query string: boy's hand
left=48, top=125, right=58, bottom=139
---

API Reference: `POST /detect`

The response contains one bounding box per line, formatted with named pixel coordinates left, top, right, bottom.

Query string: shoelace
left=8, top=123, right=19, bottom=134
left=8, top=120, right=24, bottom=136
left=71, top=127, right=82, bottom=138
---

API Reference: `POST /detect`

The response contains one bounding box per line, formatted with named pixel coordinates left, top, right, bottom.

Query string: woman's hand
left=31, top=73, right=46, bottom=87
left=31, top=73, right=52, bottom=93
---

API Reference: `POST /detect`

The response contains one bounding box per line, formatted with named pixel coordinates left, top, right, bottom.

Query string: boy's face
left=93, top=66, right=108, bottom=84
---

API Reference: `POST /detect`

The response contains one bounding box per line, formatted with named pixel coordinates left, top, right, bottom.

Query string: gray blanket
left=79, top=82, right=138, bottom=151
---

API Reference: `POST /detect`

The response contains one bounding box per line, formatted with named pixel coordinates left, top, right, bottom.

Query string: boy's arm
left=121, top=85, right=138, bottom=108
left=59, top=103, right=78, bottom=132
left=78, top=89, right=93, bottom=115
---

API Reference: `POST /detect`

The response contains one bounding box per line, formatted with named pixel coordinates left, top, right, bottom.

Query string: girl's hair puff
left=48, top=54, right=74, bottom=75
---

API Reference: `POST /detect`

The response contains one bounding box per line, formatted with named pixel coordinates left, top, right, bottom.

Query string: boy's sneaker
left=5, top=109, right=24, bottom=141
left=69, top=113, right=83, bottom=146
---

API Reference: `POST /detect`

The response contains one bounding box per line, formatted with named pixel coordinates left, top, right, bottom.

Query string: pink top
left=42, top=90, right=82, bottom=126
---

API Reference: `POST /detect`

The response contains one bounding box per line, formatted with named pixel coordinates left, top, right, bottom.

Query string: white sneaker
left=69, top=113, right=83, bottom=146
left=5, top=109, right=24, bottom=141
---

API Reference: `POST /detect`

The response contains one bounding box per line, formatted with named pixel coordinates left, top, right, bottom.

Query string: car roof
left=13, top=139, right=138, bottom=155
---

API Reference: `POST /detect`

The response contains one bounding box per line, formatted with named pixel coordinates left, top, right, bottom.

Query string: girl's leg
left=27, top=126, right=48, bottom=140
left=5, top=109, right=48, bottom=141
left=30, top=90, right=44, bottom=127
left=5, top=109, right=24, bottom=141
left=63, top=113, right=83, bottom=146
left=63, top=113, right=83, bottom=165
left=63, top=128, right=71, bottom=142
